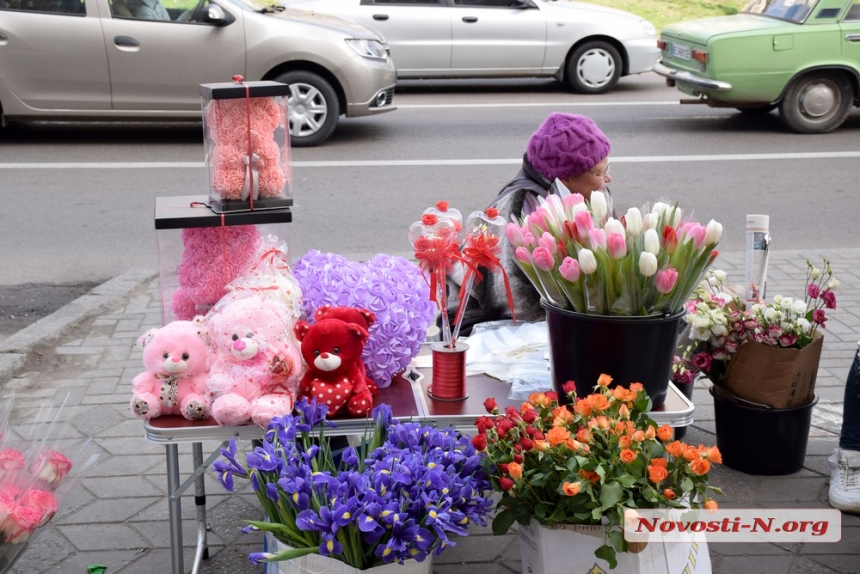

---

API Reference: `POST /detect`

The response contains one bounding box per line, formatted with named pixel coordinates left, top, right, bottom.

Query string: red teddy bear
left=313, top=305, right=379, bottom=396
left=294, top=318, right=374, bottom=418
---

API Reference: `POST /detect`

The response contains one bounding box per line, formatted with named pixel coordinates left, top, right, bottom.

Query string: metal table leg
left=165, top=443, right=184, bottom=574
left=191, top=442, right=209, bottom=574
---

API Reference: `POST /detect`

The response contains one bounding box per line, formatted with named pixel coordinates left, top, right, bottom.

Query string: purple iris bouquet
left=293, top=251, right=436, bottom=388
left=213, top=398, right=493, bottom=569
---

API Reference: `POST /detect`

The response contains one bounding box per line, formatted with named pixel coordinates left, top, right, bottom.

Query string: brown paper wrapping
left=722, top=331, right=823, bottom=409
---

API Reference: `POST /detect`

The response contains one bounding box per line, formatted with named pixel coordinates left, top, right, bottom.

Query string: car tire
left=778, top=72, right=852, bottom=134
left=275, top=70, right=340, bottom=147
left=565, top=41, right=622, bottom=94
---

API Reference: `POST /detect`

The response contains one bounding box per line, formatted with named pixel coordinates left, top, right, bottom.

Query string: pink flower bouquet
left=507, top=190, right=722, bottom=316
left=673, top=256, right=837, bottom=389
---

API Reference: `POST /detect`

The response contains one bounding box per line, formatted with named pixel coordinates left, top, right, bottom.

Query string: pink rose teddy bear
left=171, top=224, right=261, bottom=321
left=207, top=97, right=287, bottom=201
left=207, top=295, right=301, bottom=427
left=130, top=320, right=211, bottom=421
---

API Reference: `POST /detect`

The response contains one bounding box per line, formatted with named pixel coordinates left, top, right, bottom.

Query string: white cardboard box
left=517, top=521, right=711, bottom=574
left=264, top=533, right=433, bottom=574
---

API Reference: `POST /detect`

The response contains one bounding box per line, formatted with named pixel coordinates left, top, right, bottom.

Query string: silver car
left=0, top=0, right=397, bottom=145
left=283, top=0, right=659, bottom=94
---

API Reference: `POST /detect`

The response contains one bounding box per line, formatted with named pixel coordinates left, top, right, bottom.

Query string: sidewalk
left=0, top=248, right=858, bottom=574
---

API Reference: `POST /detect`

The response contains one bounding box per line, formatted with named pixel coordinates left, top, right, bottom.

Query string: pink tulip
left=680, top=223, right=706, bottom=249
left=522, top=232, right=537, bottom=249
left=607, top=233, right=627, bottom=259
left=655, top=268, right=678, bottom=294
left=527, top=210, right=549, bottom=233
left=562, top=193, right=585, bottom=209
left=515, top=247, right=532, bottom=264
left=588, top=229, right=607, bottom=251
left=574, top=210, right=594, bottom=236
left=539, top=232, right=557, bottom=255
left=505, top=223, right=525, bottom=247
left=559, top=257, right=581, bottom=282
left=532, top=247, right=555, bottom=272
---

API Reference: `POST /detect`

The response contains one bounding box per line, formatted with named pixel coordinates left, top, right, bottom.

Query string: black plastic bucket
left=711, top=385, right=818, bottom=475
left=542, top=302, right=684, bottom=408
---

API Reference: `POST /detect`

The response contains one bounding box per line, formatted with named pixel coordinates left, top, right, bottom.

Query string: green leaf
left=594, top=544, right=618, bottom=569
left=492, top=509, right=517, bottom=535
left=681, top=477, right=694, bottom=492
left=617, top=473, right=637, bottom=488
left=599, top=481, right=623, bottom=511
left=264, top=546, right=320, bottom=563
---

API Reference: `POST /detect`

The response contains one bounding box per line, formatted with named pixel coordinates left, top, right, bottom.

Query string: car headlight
left=345, top=38, right=389, bottom=61
left=640, top=19, right=657, bottom=36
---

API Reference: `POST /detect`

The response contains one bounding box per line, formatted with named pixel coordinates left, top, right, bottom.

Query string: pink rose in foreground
left=806, top=283, right=820, bottom=299
left=19, top=489, right=58, bottom=527
left=692, top=352, right=712, bottom=371
left=2, top=504, right=42, bottom=543
left=32, top=450, right=73, bottom=488
left=0, top=489, right=18, bottom=524
left=0, top=449, right=25, bottom=474
left=812, top=309, right=827, bottom=326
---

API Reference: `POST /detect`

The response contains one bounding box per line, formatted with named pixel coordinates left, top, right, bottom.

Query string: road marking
left=2, top=151, right=859, bottom=169
left=396, top=100, right=682, bottom=109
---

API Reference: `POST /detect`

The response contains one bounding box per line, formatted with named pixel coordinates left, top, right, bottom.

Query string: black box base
left=209, top=196, right=294, bottom=214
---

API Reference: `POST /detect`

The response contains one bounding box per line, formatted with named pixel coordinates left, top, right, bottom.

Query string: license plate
left=670, top=42, right=691, bottom=61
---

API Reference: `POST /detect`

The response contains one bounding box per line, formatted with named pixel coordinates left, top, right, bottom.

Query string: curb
left=0, top=268, right=157, bottom=383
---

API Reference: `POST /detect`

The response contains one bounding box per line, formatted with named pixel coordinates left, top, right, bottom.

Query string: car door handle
left=846, top=34, right=860, bottom=42
left=114, top=36, right=140, bottom=47
left=0, top=31, right=7, bottom=41
left=462, top=16, right=478, bottom=23
left=372, top=14, right=388, bottom=21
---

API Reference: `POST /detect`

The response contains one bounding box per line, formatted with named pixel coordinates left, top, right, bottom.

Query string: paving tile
left=798, top=527, right=860, bottom=555
left=57, top=523, right=149, bottom=551
left=788, top=556, right=845, bottom=573
left=132, top=517, right=226, bottom=549
left=54, top=496, right=161, bottom=525
left=84, top=475, right=166, bottom=498
left=712, top=553, right=795, bottom=573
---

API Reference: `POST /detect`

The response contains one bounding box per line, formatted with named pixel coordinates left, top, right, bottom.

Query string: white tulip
left=639, top=252, right=658, bottom=277
left=604, top=218, right=625, bottom=237
left=703, top=219, right=723, bottom=245
left=651, top=202, right=667, bottom=216
left=578, top=249, right=598, bottom=274
left=642, top=212, right=658, bottom=231
left=572, top=202, right=588, bottom=214
left=625, top=207, right=642, bottom=236
left=644, top=229, right=661, bottom=255
left=590, top=191, right=608, bottom=221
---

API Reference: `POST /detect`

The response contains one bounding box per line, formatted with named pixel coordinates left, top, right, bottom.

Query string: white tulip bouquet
left=506, top=187, right=722, bottom=316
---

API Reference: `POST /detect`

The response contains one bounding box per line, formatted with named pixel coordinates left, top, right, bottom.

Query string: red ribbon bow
left=454, top=233, right=517, bottom=328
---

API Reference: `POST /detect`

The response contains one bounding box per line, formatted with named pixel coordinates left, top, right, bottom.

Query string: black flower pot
left=710, top=385, right=817, bottom=475
left=542, top=302, right=684, bottom=409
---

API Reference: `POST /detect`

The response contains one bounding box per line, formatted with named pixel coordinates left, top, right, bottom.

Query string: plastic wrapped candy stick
left=423, top=201, right=463, bottom=236
left=452, top=207, right=515, bottom=345
left=409, top=214, right=460, bottom=347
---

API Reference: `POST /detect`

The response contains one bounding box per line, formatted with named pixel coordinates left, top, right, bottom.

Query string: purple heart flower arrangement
left=293, top=250, right=436, bottom=387
left=213, top=398, right=493, bottom=569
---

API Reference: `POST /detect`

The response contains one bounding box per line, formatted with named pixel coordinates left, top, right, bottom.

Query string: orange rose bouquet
left=472, top=377, right=722, bottom=568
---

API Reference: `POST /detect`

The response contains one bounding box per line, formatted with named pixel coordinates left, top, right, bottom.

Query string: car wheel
left=778, top=72, right=852, bottom=134
left=566, top=41, right=622, bottom=94
left=275, top=70, right=340, bottom=147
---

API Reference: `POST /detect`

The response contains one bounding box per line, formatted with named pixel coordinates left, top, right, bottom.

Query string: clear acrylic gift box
left=154, top=195, right=293, bottom=325
left=199, top=80, right=293, bottom=213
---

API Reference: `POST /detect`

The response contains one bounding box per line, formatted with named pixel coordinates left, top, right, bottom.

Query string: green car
left=653, top=0, right=860, bottom=133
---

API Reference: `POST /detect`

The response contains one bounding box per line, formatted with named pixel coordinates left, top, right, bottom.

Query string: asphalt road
left=1, top=72, right=858, bottom=331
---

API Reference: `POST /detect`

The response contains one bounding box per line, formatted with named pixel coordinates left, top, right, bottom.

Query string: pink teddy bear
left=207, top=98, right=287, bottom=201
left=130, top=320, right=211, bottom=421
left=171, top=225, right=261, bottom=321
left=207, top=296, right=301, bottom=427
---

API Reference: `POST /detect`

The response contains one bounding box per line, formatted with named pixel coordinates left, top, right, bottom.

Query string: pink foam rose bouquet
left=672, top=257, right=837, bottom=387
left=507, top=190, right=722, bottom=316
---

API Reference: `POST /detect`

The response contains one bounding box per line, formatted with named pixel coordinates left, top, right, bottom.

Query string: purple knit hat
left=526, top=113, right=611, bottom=181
